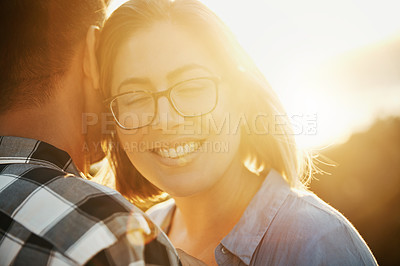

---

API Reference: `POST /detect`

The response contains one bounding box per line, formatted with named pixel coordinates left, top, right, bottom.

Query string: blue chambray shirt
left=147, top=169, right=378, bottom=265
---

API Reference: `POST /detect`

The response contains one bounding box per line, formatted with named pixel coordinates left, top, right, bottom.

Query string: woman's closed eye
left=173, top=78, right=216, bottom=99
left=174, top=86, right=208, bottom=98
left=123, top=93, right=152, bottom=106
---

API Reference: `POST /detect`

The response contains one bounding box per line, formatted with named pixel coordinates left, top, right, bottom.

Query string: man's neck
left=0, top=105, right=86, bottom=173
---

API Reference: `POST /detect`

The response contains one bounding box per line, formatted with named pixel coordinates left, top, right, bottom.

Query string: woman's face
left=111, top=22, right=242, bottom=197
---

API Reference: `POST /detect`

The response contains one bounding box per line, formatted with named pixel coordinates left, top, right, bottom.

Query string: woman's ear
left=84, top=25, right=100, bottom=90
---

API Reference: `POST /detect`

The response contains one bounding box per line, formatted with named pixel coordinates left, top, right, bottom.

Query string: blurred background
left=108, top=0, right=400, bottom=264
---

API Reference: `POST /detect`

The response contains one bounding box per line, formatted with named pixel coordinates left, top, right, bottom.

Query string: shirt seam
left=0, top=158, right=68, bottom=173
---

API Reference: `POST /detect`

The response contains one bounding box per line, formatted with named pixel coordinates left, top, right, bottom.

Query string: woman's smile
left=146, top=138, right=208, bottom=166
left=151, top=140, right=202, bottom=158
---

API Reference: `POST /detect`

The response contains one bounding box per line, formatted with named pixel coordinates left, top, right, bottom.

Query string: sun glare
left=108, top=0, right=400, bottom=149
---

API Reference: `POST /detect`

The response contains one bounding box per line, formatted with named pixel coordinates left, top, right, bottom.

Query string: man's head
left=0, top=0, right=106, bottom=113
left=0, top=0, right=107, bottom=172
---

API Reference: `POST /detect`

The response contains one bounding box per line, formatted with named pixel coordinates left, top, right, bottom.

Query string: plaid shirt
left=0, top=136, right=180, bottom=265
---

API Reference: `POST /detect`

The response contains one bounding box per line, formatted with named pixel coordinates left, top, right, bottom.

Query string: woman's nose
left=151, top=97, right=184, bottom=131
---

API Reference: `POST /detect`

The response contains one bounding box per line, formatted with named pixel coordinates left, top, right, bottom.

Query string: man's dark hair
left=0, top=0, right=106, bottom=113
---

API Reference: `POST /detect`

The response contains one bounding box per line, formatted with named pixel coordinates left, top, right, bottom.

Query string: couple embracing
left=0, top=0, right=377, bottom=265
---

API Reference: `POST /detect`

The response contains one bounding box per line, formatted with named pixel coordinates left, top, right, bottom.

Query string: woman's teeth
left=153, top=141, right=201, bottom=159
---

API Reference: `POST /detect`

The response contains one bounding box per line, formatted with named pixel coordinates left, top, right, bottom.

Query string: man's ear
left=84, top=25, right=100, bottom=90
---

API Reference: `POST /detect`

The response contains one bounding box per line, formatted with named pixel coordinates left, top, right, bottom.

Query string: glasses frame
left=104, top=76, right=221, bottom=130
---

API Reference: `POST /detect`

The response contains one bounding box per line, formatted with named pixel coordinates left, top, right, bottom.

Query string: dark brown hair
left=0, top=0, right=106, bottom=113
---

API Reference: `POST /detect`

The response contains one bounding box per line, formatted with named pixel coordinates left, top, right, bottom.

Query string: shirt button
left=221, top=247, right=227, bottom=254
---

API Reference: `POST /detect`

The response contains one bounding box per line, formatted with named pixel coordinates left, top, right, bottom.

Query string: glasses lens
left=171, top=78, right=217, bottom=116
left=111, top=92, right=155, bottom=129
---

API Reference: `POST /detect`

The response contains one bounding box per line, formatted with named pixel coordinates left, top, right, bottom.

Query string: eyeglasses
left=105, top=77, right=220, bottom=130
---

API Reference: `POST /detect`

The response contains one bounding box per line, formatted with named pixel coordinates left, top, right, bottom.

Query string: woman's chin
left=148, top=170, right=216, bottom=198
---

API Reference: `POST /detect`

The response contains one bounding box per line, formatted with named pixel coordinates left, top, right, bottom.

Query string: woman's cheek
left=117, top=128, right=144, bottom=155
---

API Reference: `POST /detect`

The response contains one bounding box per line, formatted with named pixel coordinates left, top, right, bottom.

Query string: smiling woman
left=102, top=21, right=247, bottom=198
left=97, top=0, right=304, bottom=201
left=96, top=0, right=378, bottom=265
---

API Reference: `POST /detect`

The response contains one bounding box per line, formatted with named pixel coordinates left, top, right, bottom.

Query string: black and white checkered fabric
left=0, top=136, right=180, bottom=265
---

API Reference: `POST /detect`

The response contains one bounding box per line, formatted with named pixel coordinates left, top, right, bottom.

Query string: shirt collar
left=220, top=169, right=291, bottom=265
left=0, top=136, right=81, bottom=177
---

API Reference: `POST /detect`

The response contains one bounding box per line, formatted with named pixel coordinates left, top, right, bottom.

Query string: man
left=0, top=1, right=187, bottom=265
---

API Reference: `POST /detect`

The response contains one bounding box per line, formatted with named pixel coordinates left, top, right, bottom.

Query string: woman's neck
left=168, top=155, right=264, bottom=263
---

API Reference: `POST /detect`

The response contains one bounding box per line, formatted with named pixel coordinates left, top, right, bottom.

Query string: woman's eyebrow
left=167, top=63, right=213, bottom=80
left=117, top=77, right=151, bottom=93
left=116, top=64, right=212, bottom=93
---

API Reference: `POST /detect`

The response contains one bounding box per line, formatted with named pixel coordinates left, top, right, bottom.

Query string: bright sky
left=108, top=0, right=400, bottom=149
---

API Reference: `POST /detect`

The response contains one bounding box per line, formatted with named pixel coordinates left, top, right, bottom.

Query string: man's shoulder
left=0, top=162, right=134, bottom=216
left=0, top=163, right=140, bottom=264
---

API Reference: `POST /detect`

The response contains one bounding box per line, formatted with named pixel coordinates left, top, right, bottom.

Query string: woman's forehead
left=111, top=22, right=220, bottom=87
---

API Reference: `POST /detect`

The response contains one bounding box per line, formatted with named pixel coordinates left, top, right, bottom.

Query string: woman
left=97, top=0, right=377, bottom=265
